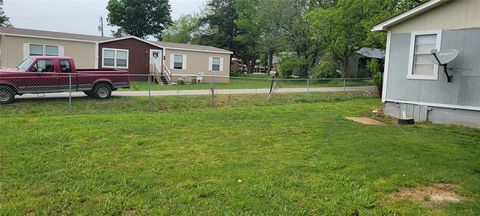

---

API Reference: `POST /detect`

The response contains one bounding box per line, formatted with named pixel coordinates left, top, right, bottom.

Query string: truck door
left=27, top=59, right=61, bottom=93
left=56, top=59, right=75, bottom=91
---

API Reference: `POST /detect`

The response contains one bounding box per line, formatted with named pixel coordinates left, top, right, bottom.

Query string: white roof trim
left=162, top=46, right=233, bottom=55
left=0, top=33, right=98, bottom=43
left=372, top=0, right=450, bottom=32
left=99, top=36, right=233, bottom=54
left=100, top=35, right=164, bottom=49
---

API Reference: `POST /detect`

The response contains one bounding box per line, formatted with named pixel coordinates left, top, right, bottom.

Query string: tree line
left=160, top=0, right=429, bottom=78
left=0, top=0, right=429, bottom=79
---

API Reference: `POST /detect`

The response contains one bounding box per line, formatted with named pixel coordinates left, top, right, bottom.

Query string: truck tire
left=0, top=86, right=15, bottom=104
left=83, top=91, right=94, bottom=97
left=93, top=83, right=112, bottom=100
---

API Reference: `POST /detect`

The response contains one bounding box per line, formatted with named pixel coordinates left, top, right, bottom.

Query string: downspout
left=95, top=42, right=99, bottom=69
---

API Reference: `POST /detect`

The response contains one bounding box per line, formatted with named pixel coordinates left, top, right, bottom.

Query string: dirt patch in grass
left=390, top=184, right=465, bottom=206
left=346, top=117, right=385, bottom=125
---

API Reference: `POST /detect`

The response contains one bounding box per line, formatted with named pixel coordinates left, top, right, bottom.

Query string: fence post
left=307, top=78, right=310, bottom=100
left=148, top=75, right=151, bottom=111
left=343, top=77, right=347, bottom=97
left=210, top=73, right=215, bottom=106
left=68, top=73, right=72, bottom=113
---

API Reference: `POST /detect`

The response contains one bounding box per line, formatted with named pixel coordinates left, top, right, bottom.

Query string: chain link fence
left=0, top=73, right=376, bottom=116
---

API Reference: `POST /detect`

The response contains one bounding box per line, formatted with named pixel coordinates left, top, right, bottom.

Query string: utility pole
left=98, top=16, right=104, bottom=37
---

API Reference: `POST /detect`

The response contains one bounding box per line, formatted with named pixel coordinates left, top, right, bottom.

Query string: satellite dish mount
left=431, top=49, right=459, bottom=83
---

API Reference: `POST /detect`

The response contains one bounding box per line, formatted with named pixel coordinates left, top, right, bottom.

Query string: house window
left=209, top=56, right=223, bottom=72
left=29, top=44, right=59, bottom=56
left=212, top=57, right=221, bottom=71
left=174, top=54, right=183, bottom=69
left=45, top=45, right=59, bottom=56
left=29, top=44, right=44, bottom=56
left=102, top=48, right=129, bottom=69
left=408, top=30, right=442, bottom=80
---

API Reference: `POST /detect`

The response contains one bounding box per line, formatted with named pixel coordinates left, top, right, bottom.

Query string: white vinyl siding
left=23, top=43, right=63, bottom=59
left=102, top=48, right=129, bottom=69
left=209, top=56, right=224, bottom=72
left=170, top=54, right=187, bottom=70
left=407, top=30, right=442, bottom=80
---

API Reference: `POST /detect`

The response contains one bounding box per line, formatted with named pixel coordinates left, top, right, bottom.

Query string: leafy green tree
left=0, top=7, right=12, bottom=27
left=255, top=0, right=287, bottom=72
left=162, top=14, right=200, bottom=44
left=367, top=59, right=382, bottom=97
left=233, top=0, right=262, bottom=73
left=197, top=0, right=245, bottom=72
left=307, top=0, right=426, bottom=77
left=197, top=0, right=241, bottom=53
left=107, top=0, right=172, bottom=40
left=274, top=0, right=334, bottom=77
left=308, top=0, right=366, bottom=78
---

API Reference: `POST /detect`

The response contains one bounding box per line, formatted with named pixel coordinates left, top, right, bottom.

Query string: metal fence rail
left=0, top=73, right=376, bottom=114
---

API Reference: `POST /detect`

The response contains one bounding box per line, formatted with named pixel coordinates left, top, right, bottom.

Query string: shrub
left=279, top=56, right=309, bottom=78
left=367, top=59, right=382, bottom=97
left=313, top=61, right=339, bottom=78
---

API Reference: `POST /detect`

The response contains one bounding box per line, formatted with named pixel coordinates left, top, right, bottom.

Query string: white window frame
left=102, top=48, right=129, bottom=69
left=23, top=43, right=63, bottom=59
left=407, top=30, right=442, bottom=80
left=209, top=56, right=224, bottom=72
left=170, top=54, right=187, bottom=70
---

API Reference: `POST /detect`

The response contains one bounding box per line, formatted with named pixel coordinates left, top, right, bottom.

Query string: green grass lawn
left=125, top=77, right=374, bottom=91
left=1, top=93, right=479, bottom=215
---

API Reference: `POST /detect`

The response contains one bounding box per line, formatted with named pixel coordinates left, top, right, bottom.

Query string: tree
left=110, top=28, right=127, bottom=38
left=233, top=0, right=262, bottom=73
left=0, top=7, right=12, bottom=27
left=255, top=0, right=287, bottom=72
left=307, top=0, right=427, bottom=77
left=275, top=0, right=333, bottom=77
left=197, top=0, right=241, bottom=53
left=107, top=0, right=172, bottom=40
left=197, top=0, right=256, bottom=73
left=162, top=14, right=200, bottom=44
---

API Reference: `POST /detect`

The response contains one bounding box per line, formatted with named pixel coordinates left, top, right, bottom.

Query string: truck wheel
left=93, top=83, right=112, bottom=100
left=83, top=91, right=94, bottom=97
left=0, top=86, right=15, bottom=104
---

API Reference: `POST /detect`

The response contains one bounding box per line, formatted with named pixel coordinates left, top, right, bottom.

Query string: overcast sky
left=3, top=0, right=205, bottom=37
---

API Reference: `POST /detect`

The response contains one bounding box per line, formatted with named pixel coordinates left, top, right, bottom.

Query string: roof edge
left=99, top=36, right=233, bottom=54
left=372, top=0, right=450, bottom=32
left=0, top=32, right=99, bottom=43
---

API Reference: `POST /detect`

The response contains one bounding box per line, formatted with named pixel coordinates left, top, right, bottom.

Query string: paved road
left=16, top=86, right=376, bottom=99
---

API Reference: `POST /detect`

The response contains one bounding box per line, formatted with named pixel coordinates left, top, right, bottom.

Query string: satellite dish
left=431, top=49, right=460, bottom=83
left=431, top=49, right=459, bottom=65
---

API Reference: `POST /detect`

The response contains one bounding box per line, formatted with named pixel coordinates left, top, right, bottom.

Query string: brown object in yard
left=390, top=184, right=465, bottom=206
left=346, top=117, right=385, bottom=125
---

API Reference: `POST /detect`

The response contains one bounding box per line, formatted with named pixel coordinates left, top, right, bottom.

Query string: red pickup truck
left=0, top=56, right=130, bottom=104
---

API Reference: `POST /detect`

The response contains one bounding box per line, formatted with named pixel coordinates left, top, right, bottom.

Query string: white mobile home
left=373, top=0, right=480, bottom=127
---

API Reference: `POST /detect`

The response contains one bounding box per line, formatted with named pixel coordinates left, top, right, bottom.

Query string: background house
left=373, top=0, right=480, bottom=127
left=0, top=27, right=232, bottom=83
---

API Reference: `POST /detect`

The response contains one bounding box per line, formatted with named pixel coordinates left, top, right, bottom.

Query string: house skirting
left=384, top=101, right=480, bottom=128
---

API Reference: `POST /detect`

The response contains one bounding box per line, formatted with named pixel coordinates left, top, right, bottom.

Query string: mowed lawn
left=1, top=93, right=479, bottom=215
left=125, top=77, right=374, bottom=91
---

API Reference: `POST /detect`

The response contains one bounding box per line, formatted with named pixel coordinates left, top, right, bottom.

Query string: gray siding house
left=373, top=0, right=480, bottom=128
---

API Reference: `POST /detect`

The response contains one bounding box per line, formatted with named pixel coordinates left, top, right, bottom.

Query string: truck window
left=30, top=60, right=54, bottom=73
left=59, top=60, right=72, bottom=73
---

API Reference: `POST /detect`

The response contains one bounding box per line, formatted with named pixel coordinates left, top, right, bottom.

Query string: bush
left=279, top=56, right=309, bottom=78
left=313, top=61, right=339, bottom=78
left=367, top=59, right=382, bottom=97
